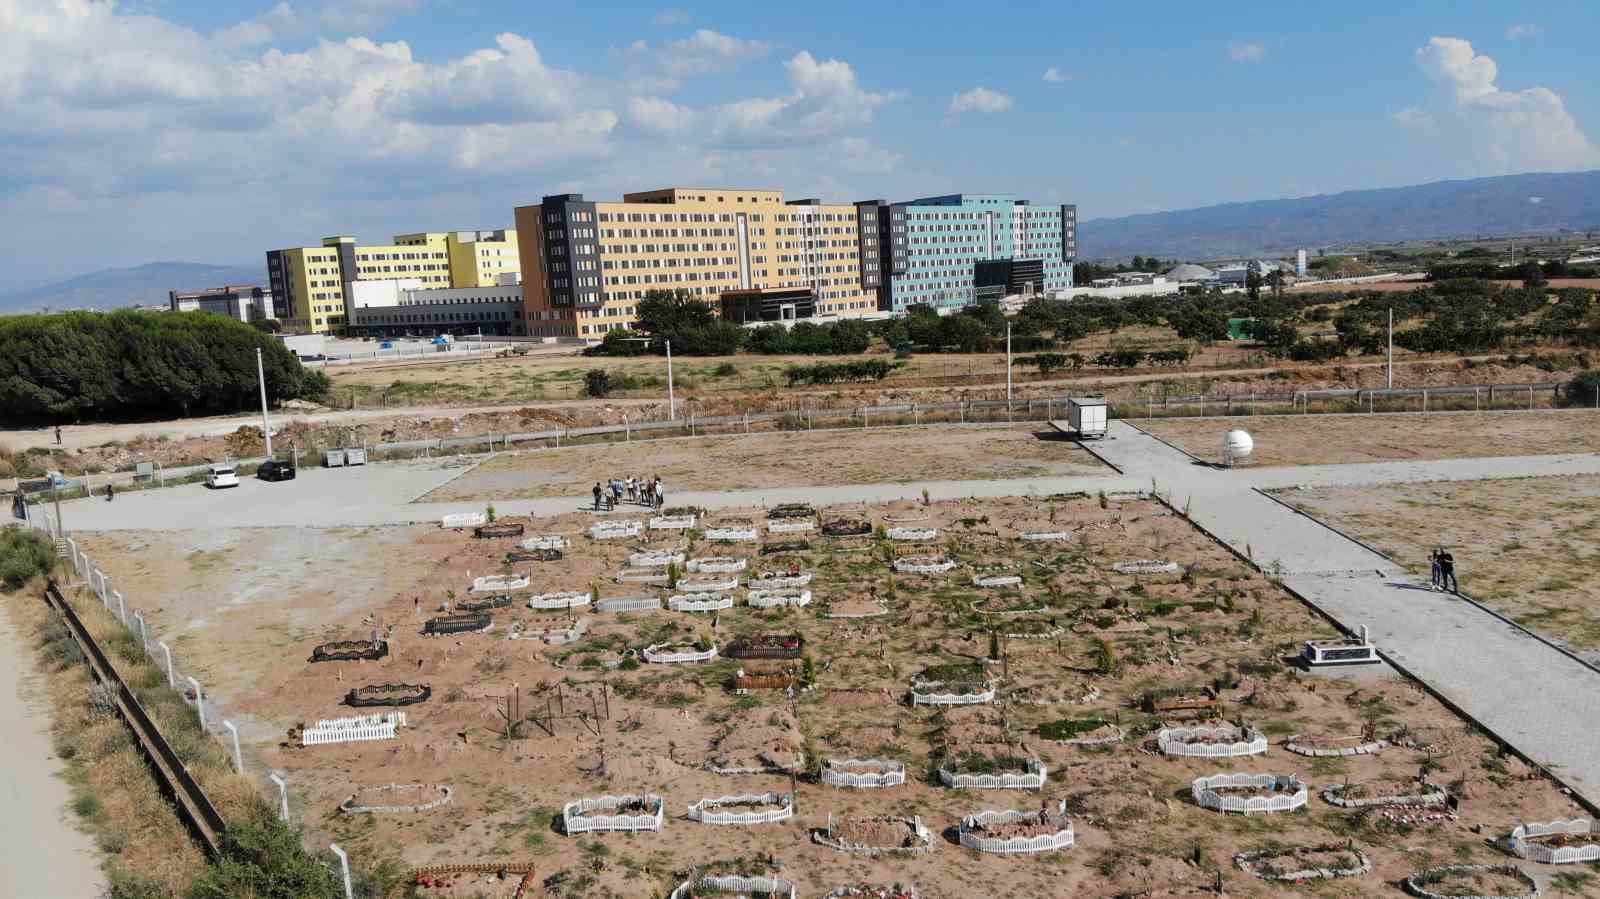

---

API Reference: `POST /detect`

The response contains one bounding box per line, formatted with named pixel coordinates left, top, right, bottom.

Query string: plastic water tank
left=1223, top=429, right=1254, bottom=461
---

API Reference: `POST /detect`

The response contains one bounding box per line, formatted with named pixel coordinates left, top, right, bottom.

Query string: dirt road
left=0, top=601, right=106, bottom=898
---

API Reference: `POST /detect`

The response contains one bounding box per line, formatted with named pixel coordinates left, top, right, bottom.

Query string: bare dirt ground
left=1280, top=474, right=1600, bottom=656
left=1141, top=409, right=1600, bottom=466
left=418, top=426, right=1105, bottom=502
left=77, top=493, right=1587, bottom=898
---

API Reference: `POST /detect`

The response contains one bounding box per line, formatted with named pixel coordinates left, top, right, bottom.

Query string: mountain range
left=1079, top=169, right=1600, bottom=261
left=0, top=262, right=264, bottom=313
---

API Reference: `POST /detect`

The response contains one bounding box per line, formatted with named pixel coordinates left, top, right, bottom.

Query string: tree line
left=0, top=310, right=329, bottom=424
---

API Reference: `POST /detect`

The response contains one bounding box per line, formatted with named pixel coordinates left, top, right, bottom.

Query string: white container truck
left=1067, top=397, right=1108, bottom=439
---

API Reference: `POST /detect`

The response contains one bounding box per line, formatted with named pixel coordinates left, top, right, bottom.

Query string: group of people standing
left=1430, top=547, right=1458, bottom=592
left=593, top=476, right=664, bottom=511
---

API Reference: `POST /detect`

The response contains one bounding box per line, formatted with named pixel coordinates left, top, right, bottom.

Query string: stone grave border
left=471, top=574, right=530, bottom=594
left=442, top=511, right=487, bottom=529
left=643, top=642, right=718, bottom=664
left=706, top=526, right=759, bottom=542
left=1402, top=864, right=1537, bottom=899
left=562, top=794, right=666, bottom=834
left=972, top=574, right=1023, bottom=588
left=588, top=521, right=643, bottom=539
left=1018, top=531, right=1070, bottom=542
left=938, top=758, right=1048, bottom=790
left=821, top=758, right=906, bottom=789
left=886, top=527, right=938, bottom=541
left=689, top=557, right=747, bottom=573
left=958, top=802, right=1074, bottom=855
left=687, top=792, right=794, bottom=826
left=1001, top=621, right=1065, bottom=640
left=596, top=595, right=663, bottom=614
left=892, top=556, right=954, bottom=574
left=457, top=594, right=516, bottom=613
left=882, top=513, right=930, bottom=523
left=1321, top=781, right=1447, bottom=809
left=970, top=597, right=1047, bottom=616
left=769, top=520, right=816, bottom=534
left=1111, top=559, right=1180, bottom=575
left=521, top=535, right=571, bottom=551
left=825, top=885, right=920, bottom=898
left=1233, top=843, right=1373, bottom=882
left=1191, top=773, right=1308, bottom=815
left=649, top=514, right=696, bottom=530
left=1008, top=684, right=1101, bottom=707
left=669, top=594, right=735, bottom=613
left=1039, top=719, right=1126, bottom=747
left=528, top=591, right=591, bottom=610
left=474, top=522, right=525, bottom=539
left=1285, top=734, right=1388, bottom=758
left=1501, top=818, right=1600, bottom=865
left=509, top=618, right=588, bottom=645
left=813, top=814, right=934, bottom=856
left=669, top=875, right=796, bottom=899
left=825, top=602, right=890, bottom=619
left=340, top=782, right=453, bottom=815
left=1158, top=724, right=1269, bottom=758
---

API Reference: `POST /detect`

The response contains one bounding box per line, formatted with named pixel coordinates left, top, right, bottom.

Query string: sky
left=2, top=0, right=1599, bottom=286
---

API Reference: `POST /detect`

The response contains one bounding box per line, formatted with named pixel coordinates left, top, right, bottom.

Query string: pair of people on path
left=1430, top=547, right=1457, bottom=593
left=592, top=482, right=613, bottom=511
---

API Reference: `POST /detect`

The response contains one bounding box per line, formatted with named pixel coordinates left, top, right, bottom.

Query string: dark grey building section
left=854, top=200, right=908, bottom=311
left=973, top=258, right=1045, bottom=303
left=265, top=250, right=294, bottom=321
left=539, top=194, right=602, bottom=311
left=1061, top=204, right=1078, bottom=260
left=719, top=288, right=816, bottom=324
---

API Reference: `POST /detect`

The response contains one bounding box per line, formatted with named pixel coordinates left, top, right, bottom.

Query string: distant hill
left=1080, top=170, right=1600, bottom=261
left=0, top=262, right=265, bottom=313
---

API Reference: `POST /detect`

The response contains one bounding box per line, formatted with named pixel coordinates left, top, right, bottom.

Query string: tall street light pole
left=1387, top=308, right=1394, bottom=390
left=666, top=339, right=676, bottom=421
left=1005, top=322, right=1013, bottom=402
left=256, top=348, right=274, bottom=459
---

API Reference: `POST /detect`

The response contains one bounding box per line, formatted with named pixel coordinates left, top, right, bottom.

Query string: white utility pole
left=666, top=339, right=676, bottom=421
left=1005, top=322, right=1013, bottom=401
left=256, top=348, right=274, bottom=458
left=223, top=720, right=243, bottom=772
left=1387, top=308, right=1393, bottom=390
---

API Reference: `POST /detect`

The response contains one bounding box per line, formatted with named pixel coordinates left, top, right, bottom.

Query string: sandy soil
left=419, top=426, right=1105, bottom=502
left=1280, top=474, right=1600, bottom=656
left=77, top=493, right=1589, bottom=897
left=1142, top=409, right=1600, bottom=466
left=0, top=599, right=106, bottom=898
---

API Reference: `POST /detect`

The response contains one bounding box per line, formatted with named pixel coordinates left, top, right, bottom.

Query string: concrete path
left=0, top=606, right=106, bottom=898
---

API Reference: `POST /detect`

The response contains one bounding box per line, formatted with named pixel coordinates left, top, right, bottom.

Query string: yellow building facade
left=267, top=229, right=519, bottom=333
left=514, top=188, right=879, bottom=339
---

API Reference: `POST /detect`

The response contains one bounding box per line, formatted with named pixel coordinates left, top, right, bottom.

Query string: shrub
left=0, top=527, right=55, bottom=589
left=583, top=369, right=613, bottom=398
left=1562, top=370, right=1600, bottom=407
left=186, top=814, right=344, bottom=899
left=784, top=360, right=894, bottom=386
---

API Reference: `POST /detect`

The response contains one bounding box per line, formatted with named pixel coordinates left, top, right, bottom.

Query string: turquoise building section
left=885, top=194, right=1074, bottom=312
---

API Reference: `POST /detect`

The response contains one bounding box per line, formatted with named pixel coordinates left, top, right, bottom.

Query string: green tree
left=1245, top=270, right=1264, bottom=302
left=634, top=289, right=715, bottom=341
left=0, top=529, right=55, bottom=590
left=583, top=369, right=613, bottom=397
left=937, top=314, right=990, bottom=352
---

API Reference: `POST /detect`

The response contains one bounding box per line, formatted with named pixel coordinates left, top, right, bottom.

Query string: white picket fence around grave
left=1112, top=559, right=1180, bottom=575
left=595, top=596, right=663, bottom=614
left=303, top=712, right=407, bottom=746
left=959, top=802, right=1075, bottom=855
left=561, top=794, right=666, bottom=834
left=687, top=792, right=795, bottom=826
left=909, top=681, right=996, bottom=707
left=669, top=594, right=735, bottom=613
left=527, top=591, right=592, bottom=610
left=886, top=527, right=938, bottom=541
left=1158, top=725, right=1269, bottom=758
left=892, top=557, right=956, bottom=574
left=747, top=589, right=812, bottom=609
left=677, top=577, right=741, bottom=593
left=669, top=876, right=797, bottom=899
left=768, top=520, right=815, bottom=534
left=688, top=557, right=747, bottom=573
left=705, top=526, right=759, bottom=542
left=748, top=572, right=813, bottom=588
left=628, top=550, right=685, bottom=568
left=1018, top=531, right=1070, bottom=542
left=938, top=760, right=1048, bottom=790
left=588, top=520, right=643, bottom=539
left=441, top=512, right=488, bottom=529
left=1504, top=819, right=1600, bottom=864
left=649, top=515, right=696, bottom=530
left=821, top=759, right=907, bottom=789
left=520, top=535, right=570, bottom=551
left=339, top=783, right=454, bottom=814
left=471, top=573, right=529, bottom=594
left=643, top=643, right=718, bottom=664
left=972, top=574, right=1022, bottom=588
left=1191, top=773, right=1309, bottom=814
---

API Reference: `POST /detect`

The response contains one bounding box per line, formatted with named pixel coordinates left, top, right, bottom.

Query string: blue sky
left=2, top=0, right=1598, bottom=286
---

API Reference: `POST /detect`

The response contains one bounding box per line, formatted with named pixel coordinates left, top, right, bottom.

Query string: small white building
left=346, top=278, right=526, bottom=336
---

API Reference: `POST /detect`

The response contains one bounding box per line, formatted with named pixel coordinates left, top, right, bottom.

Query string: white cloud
left=1392, top=106, right=1435, bottom=129
left=1228, top=42, right=1266, bottom=62
left=317, top=0, right=426, bottom=34
left=948, top=86, right=1013, bottom=117
left=1506, top=24, right=1542, bottom=40
left=654, top=10, right=690, bottom=26
left=659, top=29, right=769, bottom=76
left=1042, top=67, right=1070, bottom=83
left=1413, top=36, right=1600, bottom=171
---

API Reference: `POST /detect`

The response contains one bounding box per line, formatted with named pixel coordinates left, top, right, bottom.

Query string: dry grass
left=1141, top=409, right=1600, bottom=466
left=1279, top=474, right=1600, bottom=654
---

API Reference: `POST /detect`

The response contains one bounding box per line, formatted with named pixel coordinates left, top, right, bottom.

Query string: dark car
left=257, top=460, right=296, bottom=482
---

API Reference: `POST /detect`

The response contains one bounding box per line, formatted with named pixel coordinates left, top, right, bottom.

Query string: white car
left=205, top=465, right=240, bottom=489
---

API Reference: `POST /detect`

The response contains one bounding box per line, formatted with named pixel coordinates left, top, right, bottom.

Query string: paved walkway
left=35, top=420, right=1600, bottom=809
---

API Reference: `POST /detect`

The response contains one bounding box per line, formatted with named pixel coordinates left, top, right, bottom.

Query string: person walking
left=592, top=482, right=603, bottom=511
left=1438, top=549, right=1458, bottom=593
left=655, top=478, right=665, bottom=511
left=1429, top=548, right=1442, bottom=589
left=625, top=476, right=635, bottom=504
left=54, top=425, right=62, bottom=446
left=611, top=479, right=623, bottom=507
left=104, top=482, right=114, bottom=502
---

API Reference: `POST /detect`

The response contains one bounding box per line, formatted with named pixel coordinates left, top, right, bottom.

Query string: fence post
left=330, top=843, right=353, bottom=899
left=159, top=641, right=174, bottom=687
left=115, top=590, right=126, bottom=625
left=744, top=413, right=749, bottom=434
left=1423, top=389, right=1428, bottom=413
left=223, top=720, right=243, bottom=773
left=1529, top=386, right=1534, bottom=410
left=960, top=402, right=966, bottom=423
left=914, top=404, right=920, bottom=425
left=625, top=415, right=630, bottom=442
left=269, top=772, right=290, bottom=822
left=187, top=676, right=205, bottom=729
left=1475, top=387, right=1480, bottom=412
